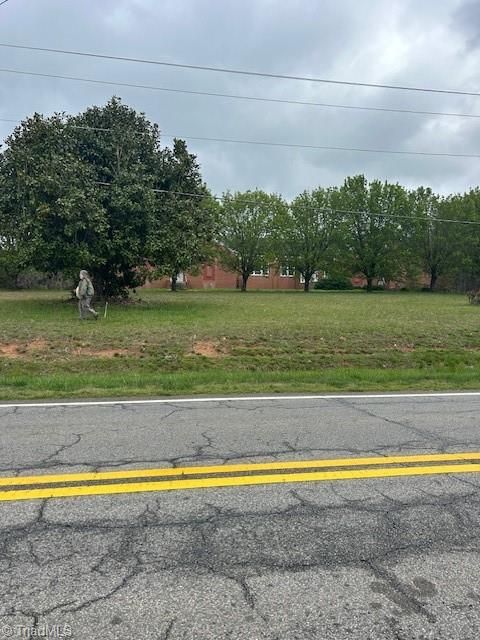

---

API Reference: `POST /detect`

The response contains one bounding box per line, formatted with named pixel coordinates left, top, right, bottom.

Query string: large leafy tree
left=0, top=98, right=211, bottom=298
left=0, top=113, right=105, bottom=281
left=0, top=160, right=21, bottom=287
left=333, top=175, right=408, bottom=291
left=148, top=139, right=218, bottom=291
left=68, top=97, right=159, bottom=297
left=217, top=190, right=287, bottom=291
left=273, top=188, right=337, bottom=291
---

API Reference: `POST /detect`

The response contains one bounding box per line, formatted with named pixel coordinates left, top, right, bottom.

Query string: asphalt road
left=0, top=393, right=479, bottom=639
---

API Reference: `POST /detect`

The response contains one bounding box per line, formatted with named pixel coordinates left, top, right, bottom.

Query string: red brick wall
left=188, top=263, right=238, bottom=289
left=351, top=273, right=432, bottom=289
left=247, top=273, right=299, bottom=290
left=143, top=261, right=301, bottom=290
left=143, top=264, right=434, bottom=291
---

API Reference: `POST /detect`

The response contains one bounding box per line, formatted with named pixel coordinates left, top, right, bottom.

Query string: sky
left=1, top=0, right=480, bottom=200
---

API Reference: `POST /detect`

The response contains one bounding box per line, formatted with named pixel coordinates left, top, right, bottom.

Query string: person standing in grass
left=76, top=270, right=98, bottom=320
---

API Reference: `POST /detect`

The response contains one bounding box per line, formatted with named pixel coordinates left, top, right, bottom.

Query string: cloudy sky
left=1, top=0, right=480, bottom=200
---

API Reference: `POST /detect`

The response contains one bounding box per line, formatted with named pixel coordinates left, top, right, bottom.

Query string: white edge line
left=1, top=392, right=480, bottom=409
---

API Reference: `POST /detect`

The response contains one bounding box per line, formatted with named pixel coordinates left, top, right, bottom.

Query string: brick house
left=143, top=260, right=311, bottom=290
left=143, top=260, right=431, bottom=291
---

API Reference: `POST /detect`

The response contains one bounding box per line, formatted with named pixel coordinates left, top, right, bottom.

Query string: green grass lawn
left=0, top=288, right=479, bottom=399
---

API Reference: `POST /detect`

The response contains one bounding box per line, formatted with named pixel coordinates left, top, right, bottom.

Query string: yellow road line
left=0, top=462, right=479, bottom=502
left=1, top=452, right=480, bottom=487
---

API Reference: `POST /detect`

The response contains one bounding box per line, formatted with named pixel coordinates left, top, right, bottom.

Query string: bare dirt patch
left=0, top=344, right=21, bottom=358
left=0, top=340, right=131, bottom=359
left=0, top=339, right=48, bottom=358
left=190, top=341, right=227, bottom=358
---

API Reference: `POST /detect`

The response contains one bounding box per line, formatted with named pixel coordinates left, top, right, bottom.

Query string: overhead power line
left=1, top=116, right=478, bottom=160
left=160, top=134, right=480, bottom=160
left=2, top=67, right=480, bottom=120
left=0, top=116, right=476, bottom=224
left=2, top=42, right=480, bottom=97
left=95, top=182, right=480, bottom=226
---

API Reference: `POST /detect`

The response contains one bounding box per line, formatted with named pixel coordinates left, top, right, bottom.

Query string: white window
left=280, top=265, right=294, bottom=277
left=299, top=272, right=319, bottom=284
left=252, top=268, right=270, bottom=276
left=170, top=271, right=186, bottom=284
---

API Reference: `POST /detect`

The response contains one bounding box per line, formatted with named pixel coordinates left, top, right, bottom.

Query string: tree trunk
left=366, top=276, right=373, bottom=292
left=241, top=273, right=249, bottom=292
left=429, top=270, right=437, bottom=291
left=303, top=272, right=313, bottom=292
left=171, top=273, right=177, bottom=292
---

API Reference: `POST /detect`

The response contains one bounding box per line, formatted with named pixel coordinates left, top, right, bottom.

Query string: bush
left=314, top=277, right=354, bottom=290
left=15, top=269, right=73, bottom=290
left=0, top=252, right=20, bottom=288
left=0, top=268, right=17, bottom=289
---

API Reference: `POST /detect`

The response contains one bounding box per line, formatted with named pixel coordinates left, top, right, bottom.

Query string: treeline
left=220, top=180, right=480, bottom=292
left=1, top=98, right=480, bottom=295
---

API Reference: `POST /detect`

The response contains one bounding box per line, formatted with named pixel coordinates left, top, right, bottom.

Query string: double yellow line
left=0, top=452, right=479, bottom=502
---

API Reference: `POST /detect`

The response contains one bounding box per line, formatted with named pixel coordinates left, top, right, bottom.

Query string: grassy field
left=0, top=288, right=479, bottom=400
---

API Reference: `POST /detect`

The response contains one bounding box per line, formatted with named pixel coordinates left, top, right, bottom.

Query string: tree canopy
left=272, top=187, right=338, bottom=291
left=0, top=98, right=214, bottom=297
left=332, top=175, right=409, bottom=291
left=147, top=139, right=218, bottom=291
left=1, top=102, right=480, bottom=295
left=217, top=190, right=287, bottom=291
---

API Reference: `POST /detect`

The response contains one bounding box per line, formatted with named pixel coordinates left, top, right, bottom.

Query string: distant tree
left=333, top=175, right=408, bottom=291
left=148, top=139, right=218, bottom=291
left=217, top=190, right=287, bottom=291
left=448, top=188, right=480, bottom=289
left=273, top=187, right=337, bottom=291
left=406, top=187, right=463, bottom=290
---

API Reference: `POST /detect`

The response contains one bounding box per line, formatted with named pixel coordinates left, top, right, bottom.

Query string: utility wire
left=1, top=119, right=475, bottom=224
left=2, top=42, right=480, bottom=97
left=95, top=182, right=480, bottom=226
left=160, top=134, right=480, bottom=160
left=0, top=1, right=10, bottom=7
left=2, top=114, right=479, bottom=225
left=1, top=67, right=480, bottom=120
left=1, top=117, right=478, bottom=160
